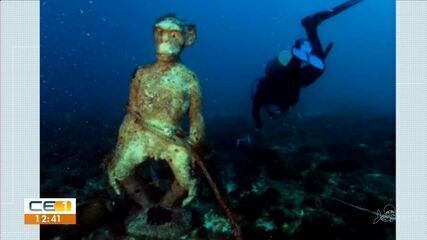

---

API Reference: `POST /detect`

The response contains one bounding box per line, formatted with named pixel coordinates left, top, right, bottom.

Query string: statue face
left=154, top=16, right=197, bottom=62
left=154, top=22, right=185, bottom=61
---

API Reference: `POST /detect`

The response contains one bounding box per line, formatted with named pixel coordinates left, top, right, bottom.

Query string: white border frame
left=397, top=1, right=427, bottom=239
left=0, top=1, right=40, bottom=239
left=0, top=0, right=426, bottom=239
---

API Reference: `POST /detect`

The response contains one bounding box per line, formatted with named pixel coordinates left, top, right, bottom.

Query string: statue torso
left=135, top=63, right=194, bottom=131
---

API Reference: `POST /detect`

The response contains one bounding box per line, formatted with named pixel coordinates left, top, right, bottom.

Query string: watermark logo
left=373, top=204, right=395, bottom=224
left=24, top=198, right=76, bottom=225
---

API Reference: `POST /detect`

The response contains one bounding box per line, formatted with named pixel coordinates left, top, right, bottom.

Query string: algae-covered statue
left=108, top=14, right=205, bottom=208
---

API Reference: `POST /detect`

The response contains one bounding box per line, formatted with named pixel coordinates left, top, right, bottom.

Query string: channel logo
left=24, top=198, right=76, bottom=225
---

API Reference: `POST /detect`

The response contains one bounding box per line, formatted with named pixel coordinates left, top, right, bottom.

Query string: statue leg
left=121, top=172, right=152, bottom=209
left=108, top=139, right=150, bottom=195
left=161, top=147, right=197, bottom=207
left=161, top=180, right=186, bottom=208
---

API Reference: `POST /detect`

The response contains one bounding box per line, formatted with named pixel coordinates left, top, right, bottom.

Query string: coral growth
left=41, top=112, right=396, bottom=240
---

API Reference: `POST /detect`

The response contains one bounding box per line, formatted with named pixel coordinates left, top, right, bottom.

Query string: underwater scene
left=41, top=0, right=395, bottom=239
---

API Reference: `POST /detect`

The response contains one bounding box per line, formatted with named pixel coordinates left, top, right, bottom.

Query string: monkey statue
left=108, top=14, right=205, bottom=208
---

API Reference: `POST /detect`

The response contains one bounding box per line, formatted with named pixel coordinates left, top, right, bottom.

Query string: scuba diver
left=252, top=0, right=363, bottom=129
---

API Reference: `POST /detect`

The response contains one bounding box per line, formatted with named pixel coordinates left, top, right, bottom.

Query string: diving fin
left=323, top=42, right=334, bottom=58
left=303, top=0, right=363, bottom=27
left=331, top=0, right=364, bottom=17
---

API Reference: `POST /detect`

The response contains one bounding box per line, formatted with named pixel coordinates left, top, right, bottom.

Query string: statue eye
left=171, top=31, right=181, bottom=39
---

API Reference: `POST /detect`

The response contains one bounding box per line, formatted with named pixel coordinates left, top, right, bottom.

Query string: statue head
left=154, top=14, right=196, bottom=63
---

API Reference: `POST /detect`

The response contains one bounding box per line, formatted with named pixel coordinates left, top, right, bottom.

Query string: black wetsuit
left=252, top=54, right=324, bottom=129
left=252, top=0, right=362, bottom=129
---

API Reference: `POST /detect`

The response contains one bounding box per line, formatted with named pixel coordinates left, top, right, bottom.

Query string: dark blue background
left=41, top=0, right=395, bottom=124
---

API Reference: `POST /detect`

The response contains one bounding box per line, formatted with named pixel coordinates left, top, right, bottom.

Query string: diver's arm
left=252, top=79, right=267, bottom=129
left=188, top=75, right=205, bottom=146
left=252, top=97, right=263, bottom=129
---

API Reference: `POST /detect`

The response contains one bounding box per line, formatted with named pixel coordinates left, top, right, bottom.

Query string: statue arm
left=188, top=75, right=205, bottom=146
left=127, top=68, right=143, bottom=114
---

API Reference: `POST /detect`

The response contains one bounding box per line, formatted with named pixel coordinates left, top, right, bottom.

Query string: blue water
left=40, top=2, right=396, bottom=239
left=41, top=0, right=395, bottom=124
